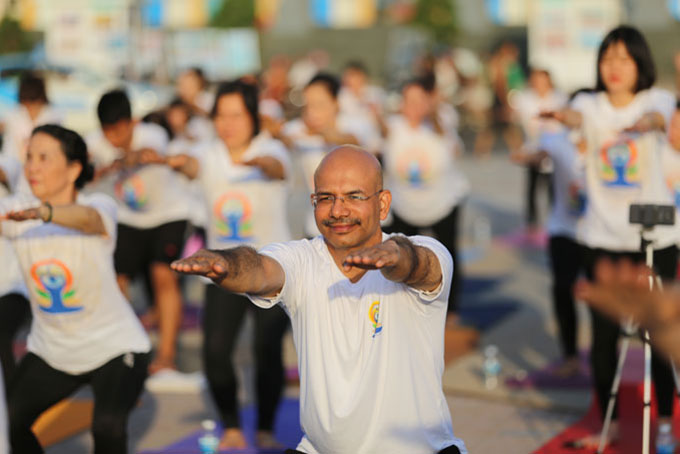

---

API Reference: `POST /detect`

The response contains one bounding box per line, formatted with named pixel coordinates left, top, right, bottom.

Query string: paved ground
left=46, top=152, right=594, bottom=454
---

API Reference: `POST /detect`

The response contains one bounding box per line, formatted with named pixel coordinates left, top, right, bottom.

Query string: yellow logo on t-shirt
left=30, top=259, right=83, bottom=314
left=115, top=174, right=148, bottom=210
left=599, top=138, right=641, bottom=188
left=213, top=192, right=253, bottom=241
left=369, top=300, right=382, bottom=338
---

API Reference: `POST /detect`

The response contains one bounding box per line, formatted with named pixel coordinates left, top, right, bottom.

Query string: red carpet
left=533, top=347, right=680, bottom=454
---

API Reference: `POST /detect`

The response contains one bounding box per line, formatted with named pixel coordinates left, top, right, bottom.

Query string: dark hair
left=18, top=72, right=48, bottom=104
left=676, top=98, right=680, bottom=110
left=182, top=67, right=208, bottom=88
left=211, top=79, right=260, bottom=137
left=344, top=60, right=368, bottom=75
left=32, top=124, right=94, bottom=189
left=569, top=87, right=596, bottom=102
left=97, top=89, right=132, bottom=126
left=306, top=72, right=340, bottom=99
left=595, top=25, right=656, bottom=93
left=402, top=75, right=435, bottom=94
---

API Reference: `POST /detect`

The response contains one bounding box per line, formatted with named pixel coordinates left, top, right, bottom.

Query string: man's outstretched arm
left=343, top=236, right=443, bottom=292
left=171, top=247, right=285, bottom=297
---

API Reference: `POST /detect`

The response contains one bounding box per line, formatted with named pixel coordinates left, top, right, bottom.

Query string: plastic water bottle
left=198, top=419, right=219, bottom=454
left=656, top=422, right=675, bottom=454
left=483, top=345, right=501, bottom=389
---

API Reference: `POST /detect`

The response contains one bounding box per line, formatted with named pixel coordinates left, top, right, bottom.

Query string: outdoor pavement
left=46, top=152, right=595, bottom=454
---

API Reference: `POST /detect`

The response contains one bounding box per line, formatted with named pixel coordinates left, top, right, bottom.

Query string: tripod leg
left=642, top=331, right=652, bottom=454
left=598, top=330, right=633, bottom=454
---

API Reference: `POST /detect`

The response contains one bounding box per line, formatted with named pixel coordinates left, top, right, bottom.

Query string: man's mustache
left=322, top=217, right=361, bottom=227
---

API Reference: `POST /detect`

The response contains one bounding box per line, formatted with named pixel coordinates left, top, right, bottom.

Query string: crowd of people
left=0, top=23, right=679, bottom=454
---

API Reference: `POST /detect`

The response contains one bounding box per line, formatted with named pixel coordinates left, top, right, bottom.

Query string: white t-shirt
left=248, top=234, right=467, bottom=454
left=86, top=122, right=189, bottom=228
left=0, top=193, right=151, bottom=374
left=168, top=135, right=208, bottom=228
left=572, top=89, right=679, bottom=250
left=661, top=142, right=680, bottom=211
left=539, top=131, right=584, bottom=238
left=1, top=105, right=63, bottom=164
left=283, top=116, right=371, bottom=236
left=383, top=115, right=469, bottom=227
left=195, top=134, right=292, bottom=250
left=0, top=155, right=27, bottom=297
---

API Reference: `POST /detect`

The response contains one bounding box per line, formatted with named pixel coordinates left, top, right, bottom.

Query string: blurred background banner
left=310, top=0, right=377, bottom=28
left=528, top=0, right=621, bottom=92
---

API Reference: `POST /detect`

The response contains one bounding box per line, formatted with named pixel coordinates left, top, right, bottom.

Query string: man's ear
left=379, top=189, right=392, bottom=221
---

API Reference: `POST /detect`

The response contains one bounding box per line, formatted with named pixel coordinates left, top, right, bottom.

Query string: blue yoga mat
left=140, top=398, right=303, bottom=454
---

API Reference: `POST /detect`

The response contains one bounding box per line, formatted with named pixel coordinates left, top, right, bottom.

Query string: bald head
left=314, top=146, right=383, bottom=192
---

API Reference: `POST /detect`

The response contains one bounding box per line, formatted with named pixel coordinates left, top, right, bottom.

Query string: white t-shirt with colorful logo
left=195, top=134, right=292, bottom=250
left=86, top=122, right=189, bottom=229
left=248, top=234, right=467, bottom=454
left=383, top=115, right=469, bottom=227
left=0, top=193, right=151, bottom=374
left=572, top=89, right=679, bottom=250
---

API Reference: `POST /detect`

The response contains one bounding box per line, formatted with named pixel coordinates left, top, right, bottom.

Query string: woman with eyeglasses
left=1, top=124, right=150, bottom=454
left=382, top=77, right=469, bottom=317
left=548, top=25, right=679, bottom=449
left=162, top=79, right=291, bottom=449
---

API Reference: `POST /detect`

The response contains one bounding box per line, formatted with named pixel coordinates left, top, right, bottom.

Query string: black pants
left=203, top=284, right=289, bottom=431
left=285, top=445, right=462, bottom=454
left=0, top=292, right=31, bottom=390
left=583, top=245, right=678, bottom=420
left=8, top=351, right=149, bottom=454
left=526, top=166, right=553, bottom=226
left=548, top=236, right=582, bottom=359
left=385, top=205, right=461, bottom=313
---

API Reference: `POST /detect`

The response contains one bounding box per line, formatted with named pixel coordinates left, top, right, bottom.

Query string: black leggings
left=203, top=284, right=289, bottom=431
left=0, top=292, right=31, bottom=389
left=385, top=206, right=461, bottom=313
left=583, top=246, right=678, bottom=420
left=526, top=165, right=553, bottom=226
left=548, top=236, right=582, bottom=359
left=8, top=351, right=149, bottom=454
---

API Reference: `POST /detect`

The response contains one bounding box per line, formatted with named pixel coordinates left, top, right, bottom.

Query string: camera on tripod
left=629, top=204, right=675, bottom=228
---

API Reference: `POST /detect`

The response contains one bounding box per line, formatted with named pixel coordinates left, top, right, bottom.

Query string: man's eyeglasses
left=311, top=190, right=383, bottom=208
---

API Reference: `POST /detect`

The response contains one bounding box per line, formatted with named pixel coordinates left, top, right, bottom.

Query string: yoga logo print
left=115, top=174, right=148, bottom=210
left=30, top=259, right=83, bottom=314
left=599, top=139, right=641, bottom=188
left=396, top=149, right=432, bottom=187
left=369, top=300, right=383, bottom=338
left=213, top=192, right=254, bottom=241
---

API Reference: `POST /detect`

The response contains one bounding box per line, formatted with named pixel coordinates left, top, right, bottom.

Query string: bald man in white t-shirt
left=172, top=146, right=467, bottom=454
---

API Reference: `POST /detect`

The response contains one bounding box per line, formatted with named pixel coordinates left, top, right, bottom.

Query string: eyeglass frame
left=311, top=190, right=384, bottom=208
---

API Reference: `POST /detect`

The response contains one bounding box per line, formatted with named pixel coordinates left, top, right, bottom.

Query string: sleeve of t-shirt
left=82, top=193, right=118, bottom=244
left=246, top=240, right=307, bottom=316
left=405, top=234, right=453, bottom=307
left=647, top=88, right=676, bottom=128
left=569, top=92, right=594, bottom=117
left=0, top=154, right=22, bottom=191
left=136, top=124, right=170, bottom=155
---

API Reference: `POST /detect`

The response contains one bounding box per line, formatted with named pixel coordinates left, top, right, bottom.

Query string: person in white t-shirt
left=176, top=67, right=214, bottom=141
left=511, top=127, right=586, bottom=378
left=171, top=146, right=467, bottom=454
left=0, top=154, right=31, bottom=390
left=270, top=72, right=366, bottom=237
left=162, top=80, right=291, bottom=450
left=1, top=72, right=63, bottom=164
left=661, top=104, right=680, bottom=211
left=382, top=77, right=469, bottom=316
left=547, top=25, right=679, bottom=448
left=512, top=68, right=568, bottom=231
left=1, top=124, right=150, bottom=454
left=86, top=89, right=187, bottom=375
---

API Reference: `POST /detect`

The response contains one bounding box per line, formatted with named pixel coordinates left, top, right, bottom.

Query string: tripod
left=597, top=228, right=680, bottom=454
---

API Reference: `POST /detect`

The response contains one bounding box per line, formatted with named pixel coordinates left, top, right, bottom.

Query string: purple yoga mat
left=139, top=398, right=302, bottom=454
left=505, top=352, right=591, bottom=390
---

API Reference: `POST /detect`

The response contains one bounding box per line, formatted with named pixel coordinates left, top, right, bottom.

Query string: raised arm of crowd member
left=576, top=259, right=680, bottom=364
left=1, top=125, right=106, bottom=236
left=539, top=109, right=583, bottom=129
left=171, top=247, right=285, bottom=296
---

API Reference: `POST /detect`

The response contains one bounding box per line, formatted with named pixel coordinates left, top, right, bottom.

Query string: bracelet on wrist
left=42, top=202, right=53, bottom=223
